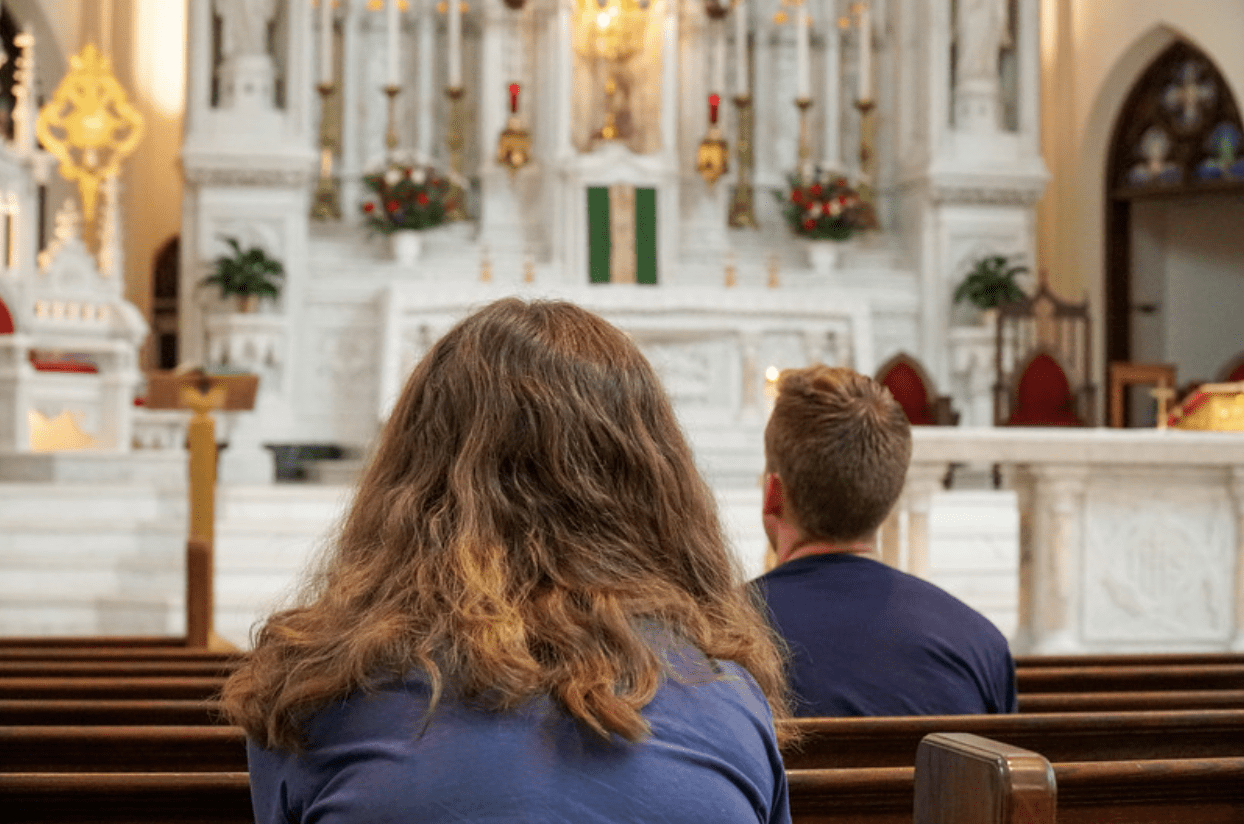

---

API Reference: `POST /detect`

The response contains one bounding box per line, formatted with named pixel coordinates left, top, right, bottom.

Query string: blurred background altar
left=0, top=0, right=1242, bottom=652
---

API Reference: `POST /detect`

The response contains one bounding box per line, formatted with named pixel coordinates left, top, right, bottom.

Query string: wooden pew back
left=0, top=772, right=253, bottom=824
left=0, top=726, right=247, bottom=773
left=0, top=699, right=221, bottom=726
left=780, top=709, right=1244, bottom=769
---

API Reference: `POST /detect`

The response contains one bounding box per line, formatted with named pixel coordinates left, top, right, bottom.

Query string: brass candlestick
left=311, top=81, right=340, bottom=220
left=445, top=85, right=467, bottom=221
left=854, top=97, right=876, bottom=188
left=383, top=84, right=401, bottom=154
left=795, top=96, right=813, bottom=180
left=728, top=94, right=757, bottom=228
left=696, top=95, right=729, bottom=186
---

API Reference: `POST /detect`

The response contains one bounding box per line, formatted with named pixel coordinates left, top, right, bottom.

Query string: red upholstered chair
left=1218, top=352, right=1244, bottom=383
left=875, top=353, right=959, bottom=426
left=1006, top=351, right=1084, bottom=426
left=993, top=276, right=1095, bottom=426
left=0, top=297, right=13, bottom=335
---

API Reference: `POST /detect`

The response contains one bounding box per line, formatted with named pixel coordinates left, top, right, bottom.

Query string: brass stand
left=728, top=94, right=756, bottom=228
left=383, top=83, right=402, bottom=154
left=854, top=97, right=876, bottom=188
left=311, top=82, right=340, bottom=220
left=795, top=96, right=812, bottom=180
left=445, top=85, right=467, bottom=221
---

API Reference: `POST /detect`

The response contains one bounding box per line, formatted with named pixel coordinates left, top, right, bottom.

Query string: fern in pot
left=953, top=255, right=1027, bottom=325
left=201, top=237, right=285, bottom=312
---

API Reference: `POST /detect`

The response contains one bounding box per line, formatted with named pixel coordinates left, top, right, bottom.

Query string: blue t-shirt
left=246, top=656, right=791, bottom=823
left=754, top=553, right=1017, bottom=717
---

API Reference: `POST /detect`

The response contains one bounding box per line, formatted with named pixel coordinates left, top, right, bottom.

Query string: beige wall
left=1037, top=0, right=1244, bottom=371
left=110, top=0, right=186, bottom=369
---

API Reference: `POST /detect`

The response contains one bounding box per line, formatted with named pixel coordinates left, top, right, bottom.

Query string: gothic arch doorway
left=152, top=236, right=180, bottom=369
left=1105, top=41, right=1244, bottom=424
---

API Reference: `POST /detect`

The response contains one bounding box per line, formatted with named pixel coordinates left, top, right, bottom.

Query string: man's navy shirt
left=754, top=552, right=1017, bottom=717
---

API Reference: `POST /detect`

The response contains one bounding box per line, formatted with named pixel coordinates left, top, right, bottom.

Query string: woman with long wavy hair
left=222, top=297, right=792, bottom=823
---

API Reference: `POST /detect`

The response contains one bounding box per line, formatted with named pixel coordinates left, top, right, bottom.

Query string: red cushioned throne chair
left=875, top=352, right=959, bottom=426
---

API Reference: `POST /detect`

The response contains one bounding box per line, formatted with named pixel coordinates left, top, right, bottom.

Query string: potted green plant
left=953, top=255, right=1028, bottom=322
left=201, top=237, right=285, bottom=312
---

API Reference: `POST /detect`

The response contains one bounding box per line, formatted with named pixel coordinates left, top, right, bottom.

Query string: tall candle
left=857, top=2, right=871, bottom=101
left=714, top=23, right=726, bottom=95
left=795, top=6, right=810, bottom=100
left=319, top=0, right=333, bottom=85
left=734, top=1, right=748, bottom=95
left=387, top=0, right=401, bottom=86
left=448, top=0, right=462, bottom=88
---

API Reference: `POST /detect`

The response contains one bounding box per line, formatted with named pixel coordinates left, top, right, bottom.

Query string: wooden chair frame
left=993, top=281, right=1095, bottom=426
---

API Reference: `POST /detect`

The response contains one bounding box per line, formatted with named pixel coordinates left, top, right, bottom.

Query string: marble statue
left=956, top=0, right=1010, bottom=83
left=214, top=0, right=277, bottom=59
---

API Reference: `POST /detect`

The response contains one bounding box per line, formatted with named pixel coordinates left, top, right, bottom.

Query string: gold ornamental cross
left=36, top=44, right=144, bottom=224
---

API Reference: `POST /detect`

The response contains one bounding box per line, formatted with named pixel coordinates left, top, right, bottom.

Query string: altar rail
left=894, top=428, right=1244, bottom=654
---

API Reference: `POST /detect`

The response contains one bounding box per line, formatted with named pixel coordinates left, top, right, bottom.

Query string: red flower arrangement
left=779, top=171, right=876, bottom=241
left=360, top=160, right=454, bottom=234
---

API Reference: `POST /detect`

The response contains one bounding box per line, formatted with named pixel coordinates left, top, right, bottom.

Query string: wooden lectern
left=146, top=371, right=259, bottom=648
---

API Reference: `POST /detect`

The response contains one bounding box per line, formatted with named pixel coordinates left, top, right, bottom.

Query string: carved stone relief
left=1083, top=479, right=1233, bottom=643
left=639, top=335, right=736, bottom=417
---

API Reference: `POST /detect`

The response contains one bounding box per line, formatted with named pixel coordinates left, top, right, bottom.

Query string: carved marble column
left=901, top=462, right=946, bottom=579
left=1013, top=464, right=1087, bottom=654
left=1230, top=467, right=1244, bottom=651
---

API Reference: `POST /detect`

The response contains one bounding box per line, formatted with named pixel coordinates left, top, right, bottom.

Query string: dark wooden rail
left=0, top=726, right=247, bottom=773
left=1016, top=663, right=1244, bottom=693
left=0, top=699, right=222, bottom=726
left=0, top=772, right=253, bottom=824
left=0, top=677, right=224, bottom=700
left=780, top=709, right=1244, bottom=769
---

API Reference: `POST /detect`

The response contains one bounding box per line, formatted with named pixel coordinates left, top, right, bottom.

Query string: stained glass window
left=1110, top=42, right=1244, bottom=193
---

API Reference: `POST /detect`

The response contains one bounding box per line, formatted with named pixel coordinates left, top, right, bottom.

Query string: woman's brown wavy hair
left=221, top=297, right=790, bottom=751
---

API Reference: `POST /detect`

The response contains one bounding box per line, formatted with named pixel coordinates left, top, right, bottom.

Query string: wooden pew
left=0, top=648, right=239, bottom=663
left=0, top=677, right=224, bottom=701
left=780, top=709, right=1244, bottom=769
left=0, top=726, right=247, bottom=773
left=1015, top=652, right=1244, bottom=668
left=0, top=636, right=191, bottom=649
left=1019, top=689, right=1244, bottom=713
left=911, top=732, right=1244, bottom=824
left=912, top=732, right=1054, bottom=824
left=1016, top=663, right=1244, bottom=693
left=0, top=772, right=253, bottom=824
left=789, top=753, right=1244, bottom=824
left=0, top=660, right=237, bottom=678
left=0, top=699, right=222, bottom=726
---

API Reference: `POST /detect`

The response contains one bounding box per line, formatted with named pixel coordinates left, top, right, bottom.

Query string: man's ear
left=762, top=473, right=784, bottom=517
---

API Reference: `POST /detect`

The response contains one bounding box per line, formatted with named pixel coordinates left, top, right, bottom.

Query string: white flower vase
left=390, top=230, right=423, bottom=266
left=805, top=239, right=846, bottom=276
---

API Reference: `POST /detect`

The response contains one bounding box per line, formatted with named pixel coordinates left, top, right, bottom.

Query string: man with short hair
left=753, top=365, right=1016, bottom=717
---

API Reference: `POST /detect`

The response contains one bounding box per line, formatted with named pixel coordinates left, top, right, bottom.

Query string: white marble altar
left=898, top=428, right=1244, bottom=654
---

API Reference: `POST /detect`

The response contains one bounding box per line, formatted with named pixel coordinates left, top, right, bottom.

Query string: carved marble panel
left=637, top=334, right=738, bottom=421
left=1083, top=476, right=1234, bottom=644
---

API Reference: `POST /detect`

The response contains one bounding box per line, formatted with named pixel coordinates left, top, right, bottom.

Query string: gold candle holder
left=311, top=81, right=340, bottom=220
left=854, top=97, right=876, bottom=188
left=728, top=94, right=756, bottom=228
left=445, top=85, right=468, bottom=221
left=795, top=96, right=813, bottom=180
left=383, top=84, right=402, bottom=154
